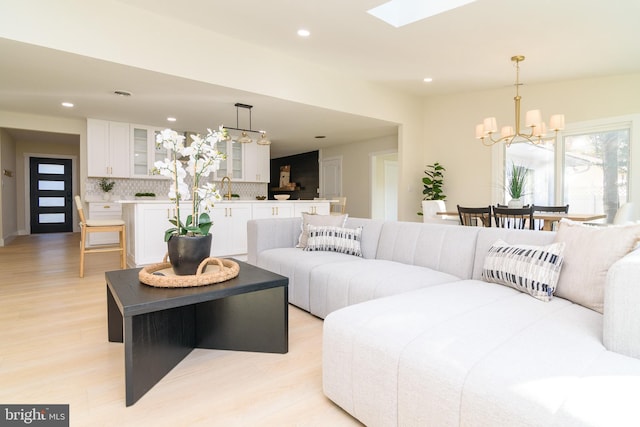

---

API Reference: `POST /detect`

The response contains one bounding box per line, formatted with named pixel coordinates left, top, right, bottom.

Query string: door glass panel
left=232, top=143, right=243, bottom=178
left=38, top=164, right=65, bottom=174
left=133, top=127, right=148, bottom=175
left=218, top=141, right=229, bottom=173
left=153, top=131, right=168, bottom=166
left=38, top=180, right=65, bottom=191
left=39, top=213, right=65, bottom=223
left=39, top=197, right=65, bottom=207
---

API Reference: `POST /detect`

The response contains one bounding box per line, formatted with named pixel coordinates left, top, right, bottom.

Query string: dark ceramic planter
left=167, top=234, right=212, bottom=275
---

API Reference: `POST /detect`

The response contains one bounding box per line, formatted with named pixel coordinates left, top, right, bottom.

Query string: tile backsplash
left=85, top=177, right=268, bottom=200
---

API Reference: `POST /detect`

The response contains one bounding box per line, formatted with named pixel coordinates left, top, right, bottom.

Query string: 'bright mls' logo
left=1, top=405, right=68, bottom=426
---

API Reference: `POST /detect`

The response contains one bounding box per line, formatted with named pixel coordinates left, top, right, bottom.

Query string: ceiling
left=2, top=0, right=640, bottom=157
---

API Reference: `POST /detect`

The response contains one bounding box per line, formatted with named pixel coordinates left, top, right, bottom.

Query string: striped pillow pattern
left=482, top=239, right=566, bottom=301
left=304, top=225, right=363, bottom=257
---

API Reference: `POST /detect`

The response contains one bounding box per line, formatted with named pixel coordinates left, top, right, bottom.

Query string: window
left=505, top=140, right=554, bottom=206
left=564, top=128, right=629, bottom=221
left=503, top=115, right=636, bottom=223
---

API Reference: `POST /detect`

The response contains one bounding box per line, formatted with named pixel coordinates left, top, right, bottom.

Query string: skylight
left=367, top=0, right=476, bottom=28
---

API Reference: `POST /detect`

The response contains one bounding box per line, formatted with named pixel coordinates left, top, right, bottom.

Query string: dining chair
left=532, top=204, right=569, bottom=230
left=493, top=205, right=534, bottom=230
left=74, top=195, right=126, bottom=278
left=457, top=205, right=492, bottom=227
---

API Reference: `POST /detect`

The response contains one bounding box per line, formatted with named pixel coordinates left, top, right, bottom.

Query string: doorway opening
left=371, top=151, right=398, bottom=220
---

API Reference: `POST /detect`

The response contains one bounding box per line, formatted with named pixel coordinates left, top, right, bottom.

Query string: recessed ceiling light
left=113, top=90, right=132, bottom=97
left=167, top=117, right=177, bottom=122
left=423, top=77, right=433, bottom=83
left=61, top=102, right=74, bottom=108
left=297, top=29, right=310, bottom=37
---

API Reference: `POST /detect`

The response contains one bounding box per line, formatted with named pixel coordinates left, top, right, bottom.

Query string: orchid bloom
left=154, top=127, right=226, bottom=239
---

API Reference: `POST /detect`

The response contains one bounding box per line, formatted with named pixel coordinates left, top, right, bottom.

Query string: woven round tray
left=138, top=256, right=240, bottom=288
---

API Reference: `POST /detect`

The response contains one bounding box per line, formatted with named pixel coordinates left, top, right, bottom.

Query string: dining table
left=436, top=211, right=607, bottom=231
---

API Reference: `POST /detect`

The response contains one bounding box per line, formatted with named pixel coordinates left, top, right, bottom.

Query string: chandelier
left=475, top=55, right=564, bottom=147
left=223, top=103, right=271, bottom=145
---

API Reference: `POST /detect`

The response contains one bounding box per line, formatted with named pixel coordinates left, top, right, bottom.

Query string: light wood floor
left=0, top=233, right=361, bottom=426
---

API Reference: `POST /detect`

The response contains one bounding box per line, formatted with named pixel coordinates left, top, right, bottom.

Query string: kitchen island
left=120, top=199, right=333, bottom=267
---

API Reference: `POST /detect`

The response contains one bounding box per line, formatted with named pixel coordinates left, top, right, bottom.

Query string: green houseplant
left=98, top=177, right=115, bottom=200
left=153, top=127, right=227, bottom=275
left=506, top=162, right=528, bottom=207
left=418, top=162, right=446, bottom=216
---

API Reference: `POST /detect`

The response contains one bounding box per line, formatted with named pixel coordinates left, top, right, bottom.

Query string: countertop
left=117, top=199, right=337, bottom=204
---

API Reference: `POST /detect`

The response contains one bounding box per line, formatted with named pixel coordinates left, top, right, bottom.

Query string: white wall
left=322, top=135, right=398, bottom=218
left=0, top=111, right=85, bottom=237
left=0, top=129, right=17, bottom=244
left=423, top=73, right=640, bottom=209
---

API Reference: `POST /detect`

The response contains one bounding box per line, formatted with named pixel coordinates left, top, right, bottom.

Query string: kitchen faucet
left=221, top=176, right=232, bottom=200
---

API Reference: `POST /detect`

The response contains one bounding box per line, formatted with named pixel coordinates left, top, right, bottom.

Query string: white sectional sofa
left=247, top=216, right=640, bottom=427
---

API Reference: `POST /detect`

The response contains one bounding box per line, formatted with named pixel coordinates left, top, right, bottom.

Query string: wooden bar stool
left=74, top=195, right=126, bottom=277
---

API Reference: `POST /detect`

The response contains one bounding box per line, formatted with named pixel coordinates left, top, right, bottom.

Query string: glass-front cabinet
left=130, top=125, right=169, bottom=179
left=215, top=140, right=244, bottom=180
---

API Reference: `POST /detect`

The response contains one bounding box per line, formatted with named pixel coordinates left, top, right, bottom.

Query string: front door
left=29, top=157, right=73, bottom=233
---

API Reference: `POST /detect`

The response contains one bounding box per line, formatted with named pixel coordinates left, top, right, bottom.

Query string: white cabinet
left=252, top=202, right=295, bottom=219
left=243, top=143, right=270, bottom=182
left=87, top=119, right=130, bottom=177
left=215, top=140, right=244, bottom=180
left=294, top=202, right=330, bottom=216
left=130, top=125, right=170, bottom=179
left=123, top=200, right=332, bottom=267
left=124, top=202, right=191, bottom=266
left=87, top=202, right=122, bottom=246
left=210, top=204, right=252, bottom=256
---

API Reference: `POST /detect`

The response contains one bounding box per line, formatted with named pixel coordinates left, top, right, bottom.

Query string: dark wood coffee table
left=106, top=261, right=288, bottom=406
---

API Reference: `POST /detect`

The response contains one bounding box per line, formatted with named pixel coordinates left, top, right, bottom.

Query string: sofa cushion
left=309, top=259, right=460, bottom=318
left=482, top=239, right=565, bottom=301
left=375, top=222, right=481, bottom=279
left=304, top=225, right=363, bottom=257
left=296, top=213, right=348, bottom=248
left=323, top=280, right=640, bottom=427
left=256, top=247, right=362, bottom=311
left=553, top=219, right=640, bottom=313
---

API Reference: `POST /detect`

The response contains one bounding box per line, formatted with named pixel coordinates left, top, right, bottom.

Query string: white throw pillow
left=296, top=213, right=348, bottom=248
left=553, top=219, right=640, bottom=313
left=482, top=239, right=566, bottom=302
left=304, top=225, right=363, bottom=257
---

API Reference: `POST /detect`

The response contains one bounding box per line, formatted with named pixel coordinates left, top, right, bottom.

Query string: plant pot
left=167, top=234, right=212, bottom=276
left=508, top=198, right=524, bottom=208
left=102, top=192, right=111, bottom=201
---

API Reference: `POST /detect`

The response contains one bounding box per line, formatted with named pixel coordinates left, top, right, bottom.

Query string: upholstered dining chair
left=493, top=205, right=534, bottom=230
left=532, top=204, right=569, bottom=230
left=457, top=205, right=492, bottom=227
left=74, top=195, right=126, bottom=278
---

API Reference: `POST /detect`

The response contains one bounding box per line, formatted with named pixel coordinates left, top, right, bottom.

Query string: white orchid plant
left=154, top=127, right=227, bottom=242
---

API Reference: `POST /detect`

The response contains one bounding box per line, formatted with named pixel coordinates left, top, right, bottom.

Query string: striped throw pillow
left=482, top=239, right=566, bottom=301
left=304, top=225, right=363, bottom=257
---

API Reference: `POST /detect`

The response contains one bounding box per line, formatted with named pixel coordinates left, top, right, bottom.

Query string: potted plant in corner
left=506, top=162, right=528, bottom=208
left=154, top=127, right=227, bottom=275
left=99, top=177, right=115, bottom=201
left=418, top=162, right=446, bottom=216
